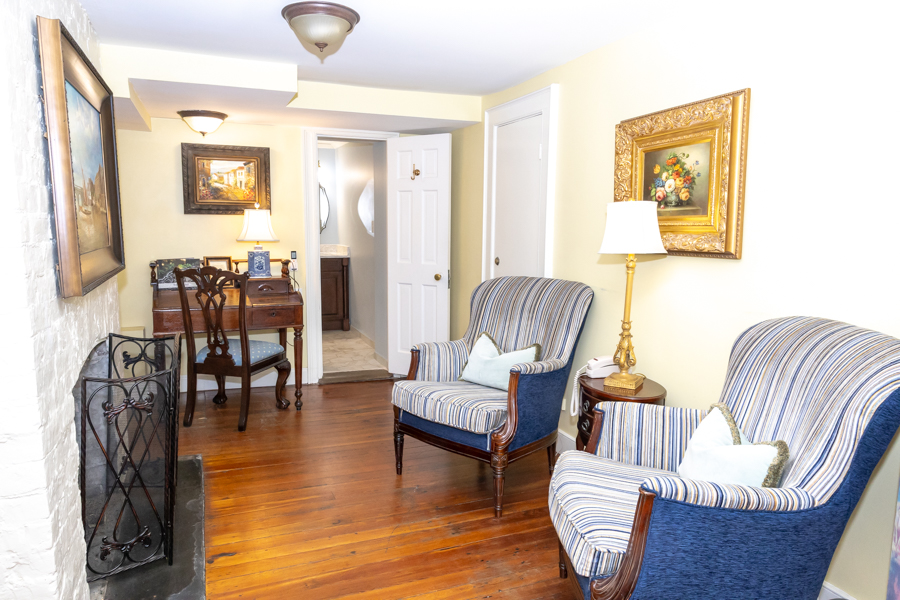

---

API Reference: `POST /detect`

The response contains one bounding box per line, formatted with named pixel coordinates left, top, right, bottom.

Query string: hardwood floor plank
left=179, top=380, right=572, bottom=599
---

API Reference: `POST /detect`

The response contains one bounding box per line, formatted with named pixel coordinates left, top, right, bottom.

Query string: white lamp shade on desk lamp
left=237, top=208, right=279, bottom=250
left=598, top=201, right=667, bottom=255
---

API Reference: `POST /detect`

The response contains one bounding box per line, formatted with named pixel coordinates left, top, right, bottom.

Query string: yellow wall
left=449, top=8, right=898, bottom=600
left=116, top=118, right=307, bottom=373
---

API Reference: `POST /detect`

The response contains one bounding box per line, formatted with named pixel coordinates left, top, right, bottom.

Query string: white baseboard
left=819, top=582, right=853, bottom=600
left=181, top=368, right=309, bottom=391
left=557, top=429, right=577, bottom=453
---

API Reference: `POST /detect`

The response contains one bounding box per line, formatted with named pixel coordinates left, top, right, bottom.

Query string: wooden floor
left=178, top=380, right=573, bottom=599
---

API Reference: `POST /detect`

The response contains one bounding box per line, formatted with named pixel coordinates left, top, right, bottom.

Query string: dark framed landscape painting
left=181, top=144, right=271, bottom=215
left=37, top=16, right=125, bottom=297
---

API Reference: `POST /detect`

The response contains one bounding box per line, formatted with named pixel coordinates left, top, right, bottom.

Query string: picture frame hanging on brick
left=37, top=16, right=125, bottom=298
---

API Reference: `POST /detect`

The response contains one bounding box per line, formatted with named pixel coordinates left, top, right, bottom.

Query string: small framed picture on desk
left=203, top=256, right=235, bottom=286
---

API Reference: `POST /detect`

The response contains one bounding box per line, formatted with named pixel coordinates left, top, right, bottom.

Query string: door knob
left=494, top=257, right=500, bottom=265
left=434, top=273, right=442, bottom=281
left=411, top=164, right=421, bottom=180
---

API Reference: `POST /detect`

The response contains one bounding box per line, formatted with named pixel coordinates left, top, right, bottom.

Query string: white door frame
left=302, top=127, right=400, bottom=384
left=482, top=84, right=559, bottom=281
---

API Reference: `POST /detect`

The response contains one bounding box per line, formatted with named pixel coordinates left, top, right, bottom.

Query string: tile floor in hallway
left=322, top=329, right=386, bottom=373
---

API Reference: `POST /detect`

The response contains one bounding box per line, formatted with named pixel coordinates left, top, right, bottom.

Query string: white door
left=492, top=115, right=543, bottom=277
left=386, top=134, right=451, bottom=375
left=483, top=85, right=558, bottom=280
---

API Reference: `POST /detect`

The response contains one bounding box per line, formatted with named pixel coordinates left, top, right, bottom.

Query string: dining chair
left=175, top=266, right=292, bottom=431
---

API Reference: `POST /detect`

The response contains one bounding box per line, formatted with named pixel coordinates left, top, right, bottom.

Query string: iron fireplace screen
left=79, top=333, right=180, bottom=581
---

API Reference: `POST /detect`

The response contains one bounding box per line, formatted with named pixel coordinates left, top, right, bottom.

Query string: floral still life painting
left=641, top=142, right=711, bottom=217
left=614, top=89, right=750, bottom=259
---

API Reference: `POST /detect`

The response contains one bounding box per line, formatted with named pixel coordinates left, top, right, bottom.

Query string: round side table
left=576, top=375, right=667, bottom=450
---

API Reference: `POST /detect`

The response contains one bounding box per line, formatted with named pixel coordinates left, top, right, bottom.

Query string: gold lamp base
left=603, top=371, right=645, bottom=390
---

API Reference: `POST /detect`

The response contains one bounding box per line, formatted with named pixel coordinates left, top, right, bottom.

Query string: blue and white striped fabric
left=549, top=451, right=671, bottom=577
left=551, top=317, right=900, bottom=578
left=393, top=277, right=593, bottom=434
left=719, top=317, right=900, bottom=505
left=393, top=380, right=508, bottom=434
left=594, top=402, right=708, bottom=472
left=462, top=277, right=594, bottom=361
left=640, top=476, right=816, bottom=511
left=411, top=339, right=470, bottom=382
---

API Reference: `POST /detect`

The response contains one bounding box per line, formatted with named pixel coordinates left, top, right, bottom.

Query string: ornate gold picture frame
left=614, top=89, right=750, bottom=259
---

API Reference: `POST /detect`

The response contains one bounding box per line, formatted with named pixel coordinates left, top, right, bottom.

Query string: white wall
left=317, top=147, right=338, bottom=244
left=0, top=1, right=120, bottom=599
left=334, top=143, right=383, bottom=348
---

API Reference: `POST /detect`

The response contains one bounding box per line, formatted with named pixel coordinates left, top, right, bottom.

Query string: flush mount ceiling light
left=281, top=2, right=360, bottom=54
left=177, top=110, right=228, bottom=137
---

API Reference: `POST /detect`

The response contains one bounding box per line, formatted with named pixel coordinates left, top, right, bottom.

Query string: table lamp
left=237, top=203, right=279, bottom=278
left=598, top=199, right=667, bottom=390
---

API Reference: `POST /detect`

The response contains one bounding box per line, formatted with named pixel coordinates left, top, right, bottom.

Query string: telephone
left=568, top=356, right=618, bottom=417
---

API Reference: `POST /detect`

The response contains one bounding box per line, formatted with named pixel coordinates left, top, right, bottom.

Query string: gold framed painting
left=181, top=144, right=271, bottom=215
left=37, top=17, right=125, bottom=297
left=614, top=89, right=750, bottom=259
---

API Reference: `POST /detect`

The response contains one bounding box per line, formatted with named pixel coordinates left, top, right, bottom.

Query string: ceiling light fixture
left=281, top=2, right=360, bottom=54
left=177, top=110, right=228, bottom=137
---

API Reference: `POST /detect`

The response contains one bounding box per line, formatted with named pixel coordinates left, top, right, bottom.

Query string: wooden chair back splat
left=175, top=266, right=292, bottom=431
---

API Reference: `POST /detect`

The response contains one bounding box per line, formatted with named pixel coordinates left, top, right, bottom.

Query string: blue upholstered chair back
left=462, top=277, right=594, bottom=364
left=720, top=317, right=900, bottom=504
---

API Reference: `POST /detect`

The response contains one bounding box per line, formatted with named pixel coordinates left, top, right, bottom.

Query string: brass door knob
left=434, top=273, right=442, bottom=281
left=494, top=257, right=500, bottom=265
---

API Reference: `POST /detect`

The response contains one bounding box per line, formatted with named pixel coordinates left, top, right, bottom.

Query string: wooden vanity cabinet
left=321, top=257, right=349, bottom=331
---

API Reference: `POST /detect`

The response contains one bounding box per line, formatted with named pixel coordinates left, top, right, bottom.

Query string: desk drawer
left=251, top=306, right=295, bottom=328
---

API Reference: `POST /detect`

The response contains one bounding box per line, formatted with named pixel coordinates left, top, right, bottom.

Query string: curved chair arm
left=407, top=340, right=470, bottom=382
left=640, top=476, right=817, bottom=511
left=492, top=360, right=571, bottom=450
left=510, top=358, right=568, bottom=375
left=589, top=402, right=707, bottom=472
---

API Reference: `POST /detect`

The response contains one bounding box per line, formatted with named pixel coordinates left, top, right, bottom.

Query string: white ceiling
left=80, top=0, right=661, bottom=96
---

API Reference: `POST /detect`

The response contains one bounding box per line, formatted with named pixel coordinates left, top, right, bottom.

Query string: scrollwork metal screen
left=79, top=333, right=180, bottom=581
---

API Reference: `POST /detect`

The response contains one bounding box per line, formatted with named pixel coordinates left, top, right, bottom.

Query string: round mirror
left=319, top=184, right=330, bottom=232
left=357, top=178, right=375, bottom=237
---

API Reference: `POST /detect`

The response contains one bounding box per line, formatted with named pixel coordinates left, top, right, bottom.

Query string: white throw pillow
left=677, top=403, right=789, bottom=488
left=459, top=332, right=541, bottom=391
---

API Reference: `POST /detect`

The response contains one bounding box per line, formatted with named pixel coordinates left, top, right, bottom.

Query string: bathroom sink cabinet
left=321, top=257, right=349, bottom=331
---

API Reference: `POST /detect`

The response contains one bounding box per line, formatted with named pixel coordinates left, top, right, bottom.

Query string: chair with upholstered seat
left=551, top=316, right=900, bottom=599
left=175, top=267, right=292, bottom=431
left=392, top=276, right=594, bottom=517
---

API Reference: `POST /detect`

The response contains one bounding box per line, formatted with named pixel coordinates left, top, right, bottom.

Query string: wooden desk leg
left=294, top=326, right=303, bottom=410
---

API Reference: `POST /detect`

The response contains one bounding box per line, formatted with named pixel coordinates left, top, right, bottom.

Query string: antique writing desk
left=152, top=277, right=304, bottom=408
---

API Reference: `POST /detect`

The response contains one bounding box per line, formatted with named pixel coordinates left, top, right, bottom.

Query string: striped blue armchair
left=552, top=317, right=900, bottom=599
left=392, top=276, right=594, bottom=517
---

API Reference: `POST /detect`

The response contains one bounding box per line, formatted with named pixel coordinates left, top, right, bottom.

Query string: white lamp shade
left=177, top=110, right=227, bottom=136
left=287, top=13, right=351, bottom=49
left=598, top=201, right=667, bottom=255
left=237, top=209, right=279, bottom=243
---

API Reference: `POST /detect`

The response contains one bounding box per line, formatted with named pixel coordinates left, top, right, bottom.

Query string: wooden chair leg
left=237, top=376, right=251, bottom=432
left=183, top=368, right=197, bottom=427
left=274, top=360, right=291, bottom=409
left=393, top=422, right=404, bottom=475
left=212, top=375, right=227, bottom=405
left=491, top=451, right=508, bottom=518
left=547, top=442, right=557, bottom=475
left=558, top=541, right=568, bottom=579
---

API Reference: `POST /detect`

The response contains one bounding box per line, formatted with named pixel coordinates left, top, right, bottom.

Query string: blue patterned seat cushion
left=392, top=380, right=508, bottom=434
left=197, top=339, right=283, bottom=366
left=549, top=450, right=672, bottom=578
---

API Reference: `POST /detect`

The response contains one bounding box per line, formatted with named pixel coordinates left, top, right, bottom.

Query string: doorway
left=317, top=139, right=391, bottom=384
